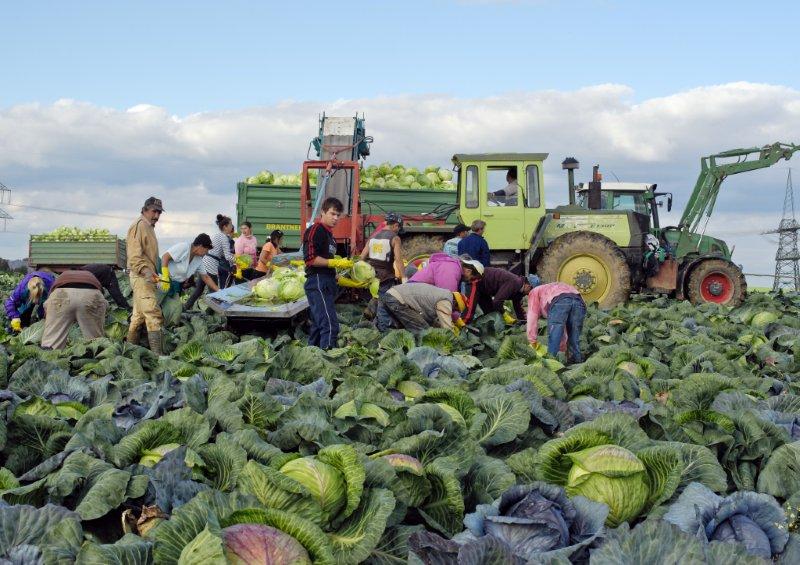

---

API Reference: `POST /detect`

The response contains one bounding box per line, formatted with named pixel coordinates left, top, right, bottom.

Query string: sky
left=1, top=0, right=800, bottom=283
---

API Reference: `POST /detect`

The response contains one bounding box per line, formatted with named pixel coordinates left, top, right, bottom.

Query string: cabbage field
left=246, top=162, right=456, bottom=191
left=1, top=273, right=800, bottom=563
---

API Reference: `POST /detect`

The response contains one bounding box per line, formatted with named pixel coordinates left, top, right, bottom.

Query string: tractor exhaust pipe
left=587, top=164, right=602, bottom=209
left=562, top=157, right=579, bottom=205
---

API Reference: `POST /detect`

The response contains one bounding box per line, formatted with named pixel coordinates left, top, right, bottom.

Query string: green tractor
left=402, top=143, right=798, bottom=308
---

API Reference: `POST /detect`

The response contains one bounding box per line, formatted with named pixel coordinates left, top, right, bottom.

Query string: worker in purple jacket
left=474, top=268, right=538, bottom=322
left=4, top=271, right=56, bottom=332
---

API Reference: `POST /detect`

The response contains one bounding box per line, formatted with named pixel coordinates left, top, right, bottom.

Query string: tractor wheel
left=686, top=259, right=746, bottom=307
left=537, top=231, right=631, bottom=308
left=402, top=235, right=446, bottom=266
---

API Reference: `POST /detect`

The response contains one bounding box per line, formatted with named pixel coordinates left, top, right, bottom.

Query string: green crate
left=28, top=238, right=126, bottom=270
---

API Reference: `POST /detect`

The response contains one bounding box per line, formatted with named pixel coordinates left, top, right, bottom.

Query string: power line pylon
left=0, top=182, right=13, bottom=232
left=766, top=170, right=800, bottom=292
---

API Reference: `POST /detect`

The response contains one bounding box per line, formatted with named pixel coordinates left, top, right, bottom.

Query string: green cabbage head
left=280, top=456, right=347, bottom=522
left=565, top=444, right=648, bottom=527
left=278, top=279, right=305, bottom=302
left=254, top=278, right=280, bottom=301
left=352, top=261, right=376, bottom=283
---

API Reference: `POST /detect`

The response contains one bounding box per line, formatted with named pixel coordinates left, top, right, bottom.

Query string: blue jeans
left=374, top=279, right=397, bottom=332
left=304, top=273, right=339, bottom=349
left=547, top=294, right=586, bottom=363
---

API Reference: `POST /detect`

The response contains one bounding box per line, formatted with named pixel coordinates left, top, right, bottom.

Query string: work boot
left=126, top=324, right=143, bottom=346
left=147, top=330, right=163, bottom=355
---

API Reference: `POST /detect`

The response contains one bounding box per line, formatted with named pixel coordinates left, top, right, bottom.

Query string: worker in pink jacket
left=527, top=282, right=586, bottom=363
left=408, top=253, right=464, bottom=292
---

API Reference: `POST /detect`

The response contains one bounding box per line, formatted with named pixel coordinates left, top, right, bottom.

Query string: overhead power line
left=4, top=202, right=211, bottom=227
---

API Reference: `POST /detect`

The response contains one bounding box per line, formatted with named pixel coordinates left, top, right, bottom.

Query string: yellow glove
left=10, top=318, right=22, bottom=332
left=503, top=312, right=517, bottom=325
left=454, top=317, right=466, bottom=328
left=160, top=267, right=171, bottom=292
left=234, top=266, right=244, bottom=280
left=289, top=259, right=305, bottom=268
left=452, top=324, right=460, bottom=336
left=328, top=257, right=355, bottom=270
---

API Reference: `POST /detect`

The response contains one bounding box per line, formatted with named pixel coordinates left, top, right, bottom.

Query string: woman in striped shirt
left=185, top=214, right=236, bottom=309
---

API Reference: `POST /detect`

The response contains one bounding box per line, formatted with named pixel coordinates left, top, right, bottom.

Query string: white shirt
left=165, top=241, right=206, bottom=282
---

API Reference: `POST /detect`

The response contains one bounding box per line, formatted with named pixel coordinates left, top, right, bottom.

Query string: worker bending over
left=160, top=234, right=218, bottom=299
left=527, top=282, right=586, bottom=363
left=409, top=253, right=467, bottom=292
left=303, top=197, right=351, bottom=349
left=126, top=196, right=164, bottom=353
left=377, top=281, right=467, bottom=334
left=81, top=264, right=130, bottom=309
left=5, top=271, right=55, bottom=332
left=473, top=268, right=538, bottom=323
left=41, top=270, right=107, bottom=349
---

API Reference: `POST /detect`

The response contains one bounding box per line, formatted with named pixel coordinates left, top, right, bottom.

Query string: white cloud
left=1, top=82, right=799, bottom=284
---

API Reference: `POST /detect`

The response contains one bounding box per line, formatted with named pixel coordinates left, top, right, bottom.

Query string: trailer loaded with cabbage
left=28, top=227, right=126, bottom=272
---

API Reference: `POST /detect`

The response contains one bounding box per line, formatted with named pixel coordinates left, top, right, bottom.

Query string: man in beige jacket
left=126, top=197, right=165, bottom=353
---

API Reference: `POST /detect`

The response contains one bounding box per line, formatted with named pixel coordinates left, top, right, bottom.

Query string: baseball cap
left=453, top=223, right=469, bottom=235
left=143, top=197, right=165, bottom=212
left=385, top=211, right=405, bottom=233
left=460, top=258, right=485, bottom=276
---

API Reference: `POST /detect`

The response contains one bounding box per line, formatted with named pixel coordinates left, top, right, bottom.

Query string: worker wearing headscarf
left=5, top=271, right=56, bottom=332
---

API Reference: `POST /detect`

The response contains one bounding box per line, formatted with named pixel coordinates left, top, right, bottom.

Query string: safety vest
left=368, top=229, right=395, bottom=263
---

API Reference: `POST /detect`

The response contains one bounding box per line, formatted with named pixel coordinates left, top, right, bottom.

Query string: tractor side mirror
left=667, top=195, right=673, bottom=212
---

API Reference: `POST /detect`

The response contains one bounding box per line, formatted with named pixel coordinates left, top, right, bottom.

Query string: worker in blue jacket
left=457, top=220, right=491, bottom=268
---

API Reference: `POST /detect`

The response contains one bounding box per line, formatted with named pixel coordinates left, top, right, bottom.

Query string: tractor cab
left=575, top=182, right=673, bottom=229
left=453, top=153, right=548, bottom=263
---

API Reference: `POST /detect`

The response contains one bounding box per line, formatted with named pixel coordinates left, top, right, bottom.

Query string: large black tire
left=401, top=235, right=447, bottom=262
left=537, top=231, right=631, bottom=308
left=686, top=259, right=746, bottom=307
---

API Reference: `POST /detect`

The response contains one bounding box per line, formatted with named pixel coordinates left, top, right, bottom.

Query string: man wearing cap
left=527, top=282, right=586, bottom=363
left=360, top=212, right=405, bottom=325
left=126, top=197, right=164, bottom=353
left=443, top=224, right=469, bottom=257
left=377, top=281, right=466, bottom=335
left=457, top=220, right=491, bottom=268
left=473, top=268, right=537, bottom=323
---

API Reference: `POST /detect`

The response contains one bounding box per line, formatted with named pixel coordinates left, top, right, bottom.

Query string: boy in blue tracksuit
left=302, top=197, right=352, bottom=349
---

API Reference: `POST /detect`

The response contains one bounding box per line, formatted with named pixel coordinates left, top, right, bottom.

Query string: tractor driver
left=489, top=168, right=519, bottom=206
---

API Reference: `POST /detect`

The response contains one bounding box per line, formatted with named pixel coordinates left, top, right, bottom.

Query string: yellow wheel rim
left=556, top=253, right=612, bottom=304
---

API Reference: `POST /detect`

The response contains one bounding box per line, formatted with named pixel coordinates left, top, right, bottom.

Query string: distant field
left=749, top=286, right=773, bottom=293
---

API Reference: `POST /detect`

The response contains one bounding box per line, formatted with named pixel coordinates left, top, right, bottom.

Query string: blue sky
left=1, top=1, right=799, bottom=281
left=4, top=0, right=799, bottom=114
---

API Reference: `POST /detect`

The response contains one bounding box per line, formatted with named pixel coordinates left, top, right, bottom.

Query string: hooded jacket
left=408, top=253, right=462, bottom=292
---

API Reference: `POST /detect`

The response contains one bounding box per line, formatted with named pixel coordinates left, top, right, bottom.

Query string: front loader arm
left=679, top=142, right=799, bottom=233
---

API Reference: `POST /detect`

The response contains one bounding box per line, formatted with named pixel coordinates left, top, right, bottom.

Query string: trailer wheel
left=686, top=259, right=746, bottom=307
left=537, top=231, right=631, bottom=308
left=402, top=235, right=446, bottom=266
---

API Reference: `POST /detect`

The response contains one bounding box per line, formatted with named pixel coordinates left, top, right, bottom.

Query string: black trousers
left=184, top=274, right=219, bottom=310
